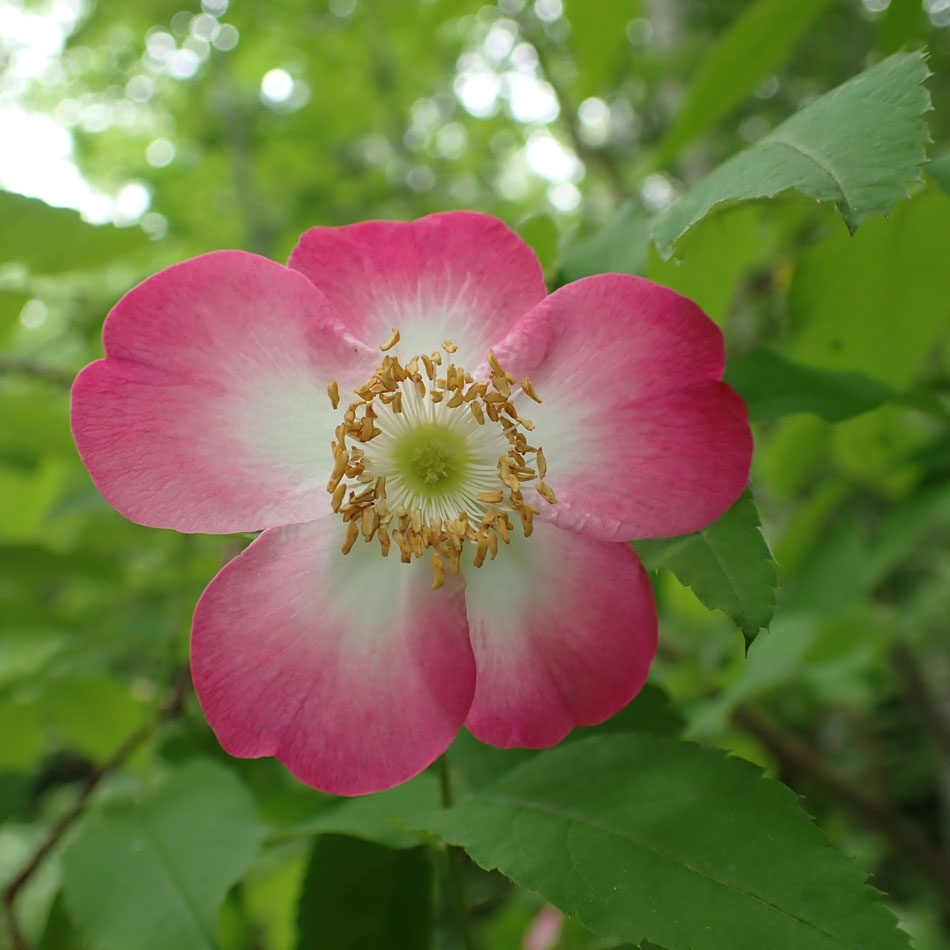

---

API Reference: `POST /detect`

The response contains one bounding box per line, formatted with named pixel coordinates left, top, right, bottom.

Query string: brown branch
left=892, top=642, right=950, bottom=767
left=0, top=356, right=74, bottom=389
left=734, top=704, right=950, bottom=899
left=2, top=672, right=190, bottom=950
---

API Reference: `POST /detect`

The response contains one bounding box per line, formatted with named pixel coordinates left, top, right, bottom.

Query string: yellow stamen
left=521, top=377, right=542, bottom=403
left=325, top=333, right=557, bottom=583
left=342, top=520, right=360, bottom=554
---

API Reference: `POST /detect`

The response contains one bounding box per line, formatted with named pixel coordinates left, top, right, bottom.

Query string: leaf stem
left=436, top=754, right=477, bottom=950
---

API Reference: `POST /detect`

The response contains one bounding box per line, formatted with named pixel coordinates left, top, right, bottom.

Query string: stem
left=2, top=673, right=189, bottom=950
left=436, top=754, right=476, bottom=950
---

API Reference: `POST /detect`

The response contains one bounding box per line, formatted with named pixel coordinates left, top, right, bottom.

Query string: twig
left=734, top=704, right=950, bottom=899
left=209, top=54, right=276, bottom=257
left=892, top=642, right=950, bottom=766
left=0, top=356, right=74, bottom=389
left=2, top=672, right=190, bottom=950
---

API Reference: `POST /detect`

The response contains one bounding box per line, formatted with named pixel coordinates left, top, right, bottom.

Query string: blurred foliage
left=2, top=0, right=950, bottom=948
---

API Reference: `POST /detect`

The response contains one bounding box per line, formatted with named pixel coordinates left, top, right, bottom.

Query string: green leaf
left=650, top=51, right=931, bottom=257
left=564, top=0, right=640, bottom=99
left=558, top=204, right=649, bottom=283
left=724, top=349, right=894, bottom=421
left=0, top=191, right=149, bottom=274
left=788, top=189, right=950, bottom=388
left=656, top=0, right=831, bottom=162
left=283, top=772, right=441, bottom=849
left=44, top=675, right=150, bottom=760
left=927, top=152, right=950, bottom=194
left=517, top=213, right=560, bottom=276
left=632, top=490, right=775, bottom=641
left=449, top=684, right=685, bottom=793
left=422, top=735, right=911, bottom=950
left=646, top=204, right=770, bottom=326
left=296, top=837, right=432, bottom=950
left=62, top=760, right=261, bottom=950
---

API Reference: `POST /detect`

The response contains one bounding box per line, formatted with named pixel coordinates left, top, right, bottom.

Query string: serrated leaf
left=421, top=735, right=911, bottom=950
left=657, top=0, right=831, bottom=162
left=651, top=51, right=931, bottom=256
left=632, top=490, right=775, bottom=641
left=62, top=760, right=261, bottom=950
left=724, top=349, right=894, bottom=421
left=296, top=836, right=432, bottom=950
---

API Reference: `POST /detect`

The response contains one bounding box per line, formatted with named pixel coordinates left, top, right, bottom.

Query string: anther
left=520, top=507, right=534, bottom=537
left=521, top=378, right=542, bottom=403
left=537, top=481, right=558, bottom=505
left=537, top=447, right=547, bottom=478
left=380, top=328, right=400, bottom=352
left=442, top=339, right=458, bottom=353
left=341, top=520, right=360, bottom=555
left=470, top=401, right=485, bottom=424
left=327, top=380, right=340, bottom=409
left=431, top=554, right=446, bottom=590
left=362, top=507, right=378, bottom=541
left=476, top=489, right=505, bottom=504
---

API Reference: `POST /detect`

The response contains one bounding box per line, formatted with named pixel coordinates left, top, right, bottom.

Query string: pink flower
left=71, top=211, right=751, bottom=796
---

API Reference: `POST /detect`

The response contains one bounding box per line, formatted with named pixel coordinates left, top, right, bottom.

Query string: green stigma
left=393, top=424, right=469, bottom=496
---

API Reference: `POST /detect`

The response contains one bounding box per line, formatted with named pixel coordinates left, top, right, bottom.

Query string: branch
left=0, top=355, right=74, bottom=389
left=2, top=672, right=190, bottom=950
left=891, top=642, right=950, bottom=766
left=734, top=704, right=950, bottom=899
left=209, top=54, right=276, bottom=258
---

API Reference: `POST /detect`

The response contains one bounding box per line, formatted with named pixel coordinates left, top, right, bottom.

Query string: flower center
left=325, top=330, right=557, bottom=589
left=394, top=425, right=466, bottom=492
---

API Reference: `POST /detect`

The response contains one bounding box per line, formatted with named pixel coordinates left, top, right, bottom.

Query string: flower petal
left=462, top=522, right=656, bottom=747
left=71, top=250, right=376, bottom=534
left=494, top=274, right=752, bottom=540
left=288, top=211, right=547, bottom=368
left=191, top=517, right=475, bottom=795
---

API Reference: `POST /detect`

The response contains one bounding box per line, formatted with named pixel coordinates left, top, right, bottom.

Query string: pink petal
left=463, top=522, right=656, bottom=748
left=288, top=211, right=547, bottom=369
left=191, top=517, right=476, bottom=795
left=71, top=251, right=376, bottom=534
left=494, top=274, right=752, bottom=540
